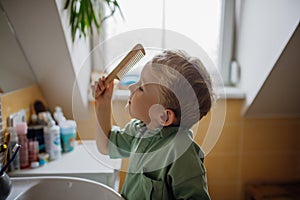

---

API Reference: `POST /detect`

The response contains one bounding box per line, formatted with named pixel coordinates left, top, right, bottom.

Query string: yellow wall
left=197, top=99, right=300, bottom=199
left=1, top=85, right=47, bottom=130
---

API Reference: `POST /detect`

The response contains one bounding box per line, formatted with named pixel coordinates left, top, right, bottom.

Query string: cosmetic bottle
left=53, top=106, right=66, bottom=125
left=60, top=120, right=76, bottom=152
left=43, top=120, right=61, bottom=160
left=27, top=129, right=39, bottom=165
left=16, top=122, right=29, bottom=169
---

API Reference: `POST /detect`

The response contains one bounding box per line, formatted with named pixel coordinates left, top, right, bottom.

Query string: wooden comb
left=104, top=43, right=146, bottom=86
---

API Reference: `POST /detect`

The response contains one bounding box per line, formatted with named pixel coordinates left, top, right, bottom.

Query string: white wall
left=1, top=0, right=91, bottom=119
left=0, top=12, right=36, bottom=93
left=236, top=0, right=300, bottom=112
left=55, top=0, right=91, bottom=119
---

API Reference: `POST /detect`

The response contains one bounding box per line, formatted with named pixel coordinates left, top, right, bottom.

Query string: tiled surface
left=208, top=182, right=241, bottom=200
left=222, top=99, right=244, bottom=124
left=205, top=154, right=240, bottom=183
left=208, top=124, right=242, bottom=155
left=76, top=100, right=131, bottom=140
left=194, top=99, right=300, bottom=199
left=76, top=102, right=98, bottom=140
left=242, top=119, right=299, bottom=154
left=241, top=153, right=298, bottom=181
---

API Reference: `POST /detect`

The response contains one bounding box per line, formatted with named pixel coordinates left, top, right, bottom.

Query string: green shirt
left=108, top=119, right=211, bottom=200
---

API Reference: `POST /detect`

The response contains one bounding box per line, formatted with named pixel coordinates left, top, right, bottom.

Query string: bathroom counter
left=9, top=140, right=122, bottom=190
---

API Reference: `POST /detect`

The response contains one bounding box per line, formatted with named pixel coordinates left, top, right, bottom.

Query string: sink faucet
left=0, top=172, right=11, bottom=200
left=0, top=144, right=21, bottom=200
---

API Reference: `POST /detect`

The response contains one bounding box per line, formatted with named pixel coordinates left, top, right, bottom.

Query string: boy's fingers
left=92, top=81, right=99, bottom=98
left=107, top=80, right=114, bottom=90
left=91, top=85, right=95, bottom=97
left=94, top=76, right=114, bottom=99
left=99, top=82, right=106, bottom=92
left=94, top=77, right=108, bottom=98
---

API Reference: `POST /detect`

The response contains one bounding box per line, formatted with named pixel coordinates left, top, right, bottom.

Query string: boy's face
left=126, top=64, right=162, bottom=128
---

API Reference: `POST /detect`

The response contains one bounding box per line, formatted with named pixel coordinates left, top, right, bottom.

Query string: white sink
left=7, top=176, right=123, bottom=200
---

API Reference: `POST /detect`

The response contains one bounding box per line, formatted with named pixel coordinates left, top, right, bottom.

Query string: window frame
left=218, top=0, right=236, bottom=85
left=100, top=0, right=236, bottom=86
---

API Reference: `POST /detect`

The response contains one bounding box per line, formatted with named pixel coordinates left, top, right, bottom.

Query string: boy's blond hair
left=150, top=50, right=213, bottom=128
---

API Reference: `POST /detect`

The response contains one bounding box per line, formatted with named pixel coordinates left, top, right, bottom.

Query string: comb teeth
left=116, top=50, right=145, bottom=79
left=104, top=44, right=146, bottom=86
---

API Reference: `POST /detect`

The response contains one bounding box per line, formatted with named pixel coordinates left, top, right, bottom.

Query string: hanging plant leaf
left=64, top=0, right=123, bottom=42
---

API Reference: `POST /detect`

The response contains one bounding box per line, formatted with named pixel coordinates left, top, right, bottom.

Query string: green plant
left=64, top=0, right=123, bottom=42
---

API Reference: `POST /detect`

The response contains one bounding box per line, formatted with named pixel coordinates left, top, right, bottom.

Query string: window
left=101, top=0, right=234, bottom=85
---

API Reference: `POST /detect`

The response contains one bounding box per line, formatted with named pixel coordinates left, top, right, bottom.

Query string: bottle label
left=44, top=128, right=62, bottom=160
left=54, top=136, right=61, bottom=146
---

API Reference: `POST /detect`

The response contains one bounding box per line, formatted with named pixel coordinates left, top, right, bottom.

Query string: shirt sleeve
left=108, top=119, right=140, bottom=159
left=167, top=144, right=211, bottom=200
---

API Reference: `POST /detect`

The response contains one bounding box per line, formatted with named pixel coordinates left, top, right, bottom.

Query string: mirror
left=0, top=5, right=37, bottom=93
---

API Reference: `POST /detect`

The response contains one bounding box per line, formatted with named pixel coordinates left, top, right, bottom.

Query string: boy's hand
left=92, top=76, right=114, bottom=103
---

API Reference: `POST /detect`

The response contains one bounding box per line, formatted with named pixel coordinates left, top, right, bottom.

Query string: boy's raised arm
left=92, top=77, right=114, bottom=155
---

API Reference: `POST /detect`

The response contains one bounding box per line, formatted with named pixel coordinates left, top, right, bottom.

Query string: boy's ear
left=159, top=109, right=176, bottom=126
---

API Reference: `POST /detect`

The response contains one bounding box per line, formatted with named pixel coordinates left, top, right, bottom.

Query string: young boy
left=94, top=50, right=213, bottom=200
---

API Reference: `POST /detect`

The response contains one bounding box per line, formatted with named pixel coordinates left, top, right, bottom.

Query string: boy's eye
left=138, top=86, right=144, bottom=91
